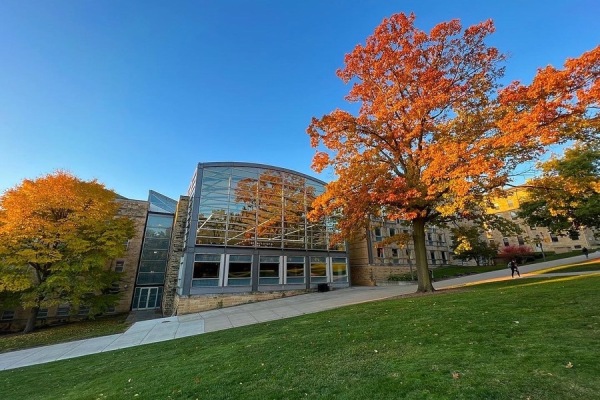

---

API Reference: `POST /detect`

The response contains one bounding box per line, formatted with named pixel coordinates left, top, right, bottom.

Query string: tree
left=498, top=245, right=534, bottom=265
left=0, top=171, right=134, bottom=333
left=307, top=13, right=598, bottom=292
left=451, top=226, right=498, bottom=266
left=517, top=143, right=600, bottom=233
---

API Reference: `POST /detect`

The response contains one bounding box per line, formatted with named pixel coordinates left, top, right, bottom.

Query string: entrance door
left=132, top=287, right=162, bottom=310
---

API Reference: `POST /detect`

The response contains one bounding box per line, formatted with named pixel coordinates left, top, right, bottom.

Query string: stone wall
left=162, top=196, right=189, bottom=316
left=113, top=198, right=149, bottom=313
left=175, top=290, right=308, bottom=315
left=351, top=265, right=414, bottom=286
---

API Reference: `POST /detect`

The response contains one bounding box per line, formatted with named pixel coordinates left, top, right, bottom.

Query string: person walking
left=509, top=259, right=520, bottom=278
left=582, top=247, right=589, bottom=259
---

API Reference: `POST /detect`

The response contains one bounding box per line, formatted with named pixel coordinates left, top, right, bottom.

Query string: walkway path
left=1, top=253, right=597, bottom=371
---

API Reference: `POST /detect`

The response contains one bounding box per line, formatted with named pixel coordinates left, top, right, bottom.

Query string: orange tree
left=0, top=171, right=134, bottom=332
left=307, top=13, right=598, bottom=292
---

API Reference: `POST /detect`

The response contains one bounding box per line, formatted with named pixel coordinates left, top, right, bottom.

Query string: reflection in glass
left=259, top=255, right=280, bottom=285
left=331, top=257, right=348, bottom=282
left=194, top=165, right=344, bottom=251
left=286, top=256, right=305, bottom=284
left=228, top=255, right=252, bottom=286
left=193, top=254, right=221, bottom=287
left=310, top=256, right=327, bottom=283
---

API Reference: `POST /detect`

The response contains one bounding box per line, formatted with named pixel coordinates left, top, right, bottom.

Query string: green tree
left=0, top=171, right=134, bottom=333
left=518, top=144, right=600, bottom=234
left=451, top=226, right=498, bottom=266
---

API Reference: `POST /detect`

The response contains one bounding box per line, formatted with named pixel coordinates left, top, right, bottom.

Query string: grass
left=535, top=260, right=600, bottom=274
left=1, top=275, right=599, bottom=399
left=0, top=314, right=130, bottom=353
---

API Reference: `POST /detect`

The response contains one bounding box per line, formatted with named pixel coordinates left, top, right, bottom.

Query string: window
left=109, top=283, right=120, bottom=294
left=503, top=237, right=510, bottom=246
left=550, top=233, right=559, bottom=243
left=374, top=227, right=382, bottom=241
left=389, top=228, right=396, bottom=236
left=441, top=252, right=447, bottom=263
left=227, top=255, right=252, bottom=286
left=427, top=233, right=433, bottom=244
left=106, top=306, right=116, bottom=313
left=517, top=236, right=525, bottom=245
left=115, top=260, right=125, bottom=272
left=391, top=248, right=398, bottom=257
left=192, top=254, right=222, bottom=287
left=430, top=251, right=436, bottom=264
left=310, top=256, right=327, bottom=283
left=1, top=310, right=15, bottom=321
left=78, top=307, right=90, bottom=316
left=37, top=308, right=48, bottom=319
left=259, top=256, right=280, bottom=285
left=331, top=257, right=348, bottom=282
left=286, top=256, right=305, bottom=284
left=56, top=306, right=70, bottom=317
left=376, top=248, right=384, bottom=258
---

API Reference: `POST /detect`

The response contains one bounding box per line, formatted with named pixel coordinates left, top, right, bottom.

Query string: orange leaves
left=498, top=45, right=600, bottom=144
left=307, top=11, right=599, bottom=249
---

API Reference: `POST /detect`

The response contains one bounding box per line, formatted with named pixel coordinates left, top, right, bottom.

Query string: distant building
left=348, top=218, right=455, bottom=286
left=486, top=187, right=598, bottom=254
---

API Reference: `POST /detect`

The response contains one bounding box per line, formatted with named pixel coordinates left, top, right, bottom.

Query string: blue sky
left=1, top=0, right=598, bottom=201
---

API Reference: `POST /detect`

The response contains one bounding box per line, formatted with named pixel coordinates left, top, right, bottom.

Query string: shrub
left=498, top=245, right=534, bottom=264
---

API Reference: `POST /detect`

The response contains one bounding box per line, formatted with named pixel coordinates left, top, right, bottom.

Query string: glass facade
left=137, top=213, right=174, bottom=285
left=195, top=165, right=344, bottom=251
left=132, top=191, right=177, bottom=310
left=183, top=163, right=349, bottom=293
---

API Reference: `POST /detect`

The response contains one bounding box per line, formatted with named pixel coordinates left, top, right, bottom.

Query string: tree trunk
left=23, top=306, right=39, bottom=333
left=412, top=217, right=435, bottom=292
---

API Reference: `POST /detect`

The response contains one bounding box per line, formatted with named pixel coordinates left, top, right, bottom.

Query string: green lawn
left=1, top=275, right=599, bottom=400
left=0, top=314, right=130, bottom=353
left=537, top=260, right=600, bottom=274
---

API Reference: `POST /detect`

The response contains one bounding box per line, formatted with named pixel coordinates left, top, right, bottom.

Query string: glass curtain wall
left=195, top=166, right=343, bottom=251
left=137, top=213, right=174, bottom=285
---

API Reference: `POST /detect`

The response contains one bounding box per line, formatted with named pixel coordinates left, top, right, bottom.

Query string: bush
left=498, top=245, right=534, bottom=264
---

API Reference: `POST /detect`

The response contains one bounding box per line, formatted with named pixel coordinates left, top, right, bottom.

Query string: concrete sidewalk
left=1, top=253, right=597, bottom=371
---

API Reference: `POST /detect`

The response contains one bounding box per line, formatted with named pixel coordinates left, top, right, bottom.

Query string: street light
left=534, top=234, right=546, bottom=261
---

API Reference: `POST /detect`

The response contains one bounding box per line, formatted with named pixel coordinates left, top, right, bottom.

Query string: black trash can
left=317, top=283, right=330, bottom=292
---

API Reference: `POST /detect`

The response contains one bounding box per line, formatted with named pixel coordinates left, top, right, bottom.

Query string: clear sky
left=1, top=0, right=598, bottom=201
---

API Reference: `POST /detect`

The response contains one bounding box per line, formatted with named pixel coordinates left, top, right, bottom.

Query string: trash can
left=428, top=269, right=434, bottom=282
left=317, top=283, right=330, bottom=292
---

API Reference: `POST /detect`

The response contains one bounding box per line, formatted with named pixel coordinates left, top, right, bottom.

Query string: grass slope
left=1, top=276, right=599, bottom=400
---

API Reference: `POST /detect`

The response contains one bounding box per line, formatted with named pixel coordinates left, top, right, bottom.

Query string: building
left=486, top=187, right=599, bottom=254
left=162, top=162, right=350, bottom=315
left=349, top=219, right=455, bottom=286
left=1, top=162, right=350, bottom=331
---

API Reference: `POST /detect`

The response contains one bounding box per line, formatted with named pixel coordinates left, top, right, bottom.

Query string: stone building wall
left=174, top=290, right=308, bottom=315
left=162, top=196, right=189, bottom=316
left=113, top=198, right=149, bottom=313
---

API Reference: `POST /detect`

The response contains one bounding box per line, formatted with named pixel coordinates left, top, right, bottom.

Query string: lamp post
left=534, top=234, right=546, bottom=261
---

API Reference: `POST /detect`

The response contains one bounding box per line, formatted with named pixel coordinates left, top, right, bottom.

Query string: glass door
left=132, top=287, right=162, bottom=310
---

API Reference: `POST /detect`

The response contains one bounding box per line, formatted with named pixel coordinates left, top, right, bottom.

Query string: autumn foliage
left=307, top=13, right=599, bottom=292
left=0, top=171, right=134, bottom=332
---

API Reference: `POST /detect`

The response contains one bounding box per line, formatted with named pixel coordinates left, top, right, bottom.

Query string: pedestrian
left=582, top=247, right=589, bottom=258
left=508, top=259, right=520, bottom=278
